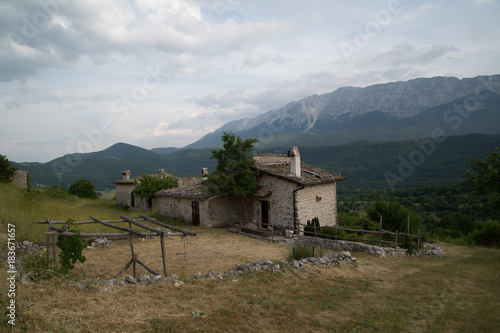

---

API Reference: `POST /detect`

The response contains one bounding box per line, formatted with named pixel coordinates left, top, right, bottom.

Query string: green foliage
left=0, top=154, right=17, bottom=183
left=21, top=253, right=55, bottom=282
left=68, top=178, right=98, bottom=199
left=305, top=217, right=320, bottom=236
left=205, top=132, right=261, bottom=199
left=366, top=201, right=423, bottom=234
left=288, top=242, right=322, bottom=261
left=467, top=147, right=500, bottom=210
left=434, top=212, right=476, bottom=235
left=472, top=219, right=500, bottom=248
left=42, top=185, right=75, bottom=200
left=132, top=172, right=178, bottom=200
left=56, top=219, right=87, bottom=273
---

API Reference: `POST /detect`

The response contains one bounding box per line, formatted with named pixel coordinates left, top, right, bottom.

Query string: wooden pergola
left=34, top=214, right=196, bottom=278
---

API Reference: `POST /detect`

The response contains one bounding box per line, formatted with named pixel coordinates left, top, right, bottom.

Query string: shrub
left=69, top=179, right=98, bottom=199
left=472, top=219, right=500, bottom=248
left=287, top=242, right=322, bottom=261
left=304, top=217, right=320, bottom=236
left=21, top=253, right=55, bottom=282
left=56, top=219, right=87, bottom=273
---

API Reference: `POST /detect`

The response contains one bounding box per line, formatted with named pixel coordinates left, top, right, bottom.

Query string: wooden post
left=52, top=234, right=58, bottom=269
left=407, top=215, right=410, bottom=234
left=46, top=229, right=51, bottom=263
left=417, top=229, right=421, bottom=249
left=128, top=222, right=136, bottom=278
left=379, top=215, right=383, bottom=247
left=160, top=233, right=168, bottom=277
left=335, top=226, right=338, bottom=241
left=395, top=231, right=398, bottom=248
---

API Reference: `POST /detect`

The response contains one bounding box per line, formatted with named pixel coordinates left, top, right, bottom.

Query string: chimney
left=289, top=147, right=301, bottom=178
left=158, top=169, right=165, bottom=178
left=201, top=168, right=209, bottom=176
left=122, top=170, right=131, bottom=181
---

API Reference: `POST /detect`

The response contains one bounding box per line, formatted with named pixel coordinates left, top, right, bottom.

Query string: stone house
left=156, top=147, right=345, bottom=233
left=113, top=169, right=202, bottom=210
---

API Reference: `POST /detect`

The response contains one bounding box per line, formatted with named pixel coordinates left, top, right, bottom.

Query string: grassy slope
left=0, top=183, right=145, bottom=242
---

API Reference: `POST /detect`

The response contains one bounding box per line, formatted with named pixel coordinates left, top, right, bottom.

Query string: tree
left=0, top=154, right=18, bottom=183
left=434, top=212, right=476, bottom=235
left=366, top=201, right=423, bottom=234
left=132, top=172, right=178, bottom=206
left=68, top=179, right=98, bottom=199
left=467, top=147, right=500, bottom=210
left=204, top=132, right=261, bottom=220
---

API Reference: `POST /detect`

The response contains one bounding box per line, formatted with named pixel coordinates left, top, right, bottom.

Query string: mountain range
left=187, top=75, right=500, bottom=148
left=12, top=133, right=500, bottom=193
left=10, top=75, right=500, bottom=192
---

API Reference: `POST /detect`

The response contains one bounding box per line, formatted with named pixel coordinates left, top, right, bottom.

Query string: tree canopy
left=367, top=201, right=423, bottom=234
left=132, top=172, right=178, bottom=201
left=467, top=147, right=500, bottom=210
left=204, top=132, right=261, bottom=198
left=0, top=155, right=18, bottom=183
left=68, top=179, right=98, bottom=199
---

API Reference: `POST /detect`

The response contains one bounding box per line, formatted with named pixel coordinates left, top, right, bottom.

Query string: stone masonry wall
left=256, top=174, right=300, bottom=230
left=208, top=196, right=243, bottom=227
left=297, top=236, right=407, bottom=257
left=115, top=184, right=135, bottom=207
left=296, top=182, right=338, bottom=228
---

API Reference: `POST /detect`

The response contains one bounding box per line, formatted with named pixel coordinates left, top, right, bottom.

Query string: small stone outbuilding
left=156, top=147, right=345, bottom=233
left=113, top=169, right=202, bottom=210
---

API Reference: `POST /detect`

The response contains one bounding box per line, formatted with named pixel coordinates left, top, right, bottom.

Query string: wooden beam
left=120, top=215, right=165, bottom=235
left=139, top=215, right=197, bottom=236
left=89, top=216, right=144, bottom=235
left=33, top=219, right=146, bottom=225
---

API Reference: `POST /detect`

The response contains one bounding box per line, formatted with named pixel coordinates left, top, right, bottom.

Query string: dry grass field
left=2, top=226, right=500, bottom=333
left=1, top=184, right=499, bottom=332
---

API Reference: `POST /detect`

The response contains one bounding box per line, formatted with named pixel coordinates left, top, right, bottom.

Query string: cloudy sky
left=1, top=0, right=499, bottom=162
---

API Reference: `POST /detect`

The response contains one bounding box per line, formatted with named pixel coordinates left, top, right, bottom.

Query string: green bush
left=69, top=178, right=98, bottom=199
left=472, top=219, right=500, bottom=248
left=287, top=242, right=322, bottom=261
left=21, top=253, right=55, bottom=282
left=304, top=217, right=320, bottom=236
left=56, top=219, right=87, bottom=273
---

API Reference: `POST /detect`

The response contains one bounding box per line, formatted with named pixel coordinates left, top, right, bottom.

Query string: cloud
left=0, top=0, right=285, bottom=82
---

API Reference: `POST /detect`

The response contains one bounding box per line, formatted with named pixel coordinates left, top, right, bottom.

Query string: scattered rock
left=90, top=238, right=114, bottom=248
left=124, top=276, right=137, bottom=284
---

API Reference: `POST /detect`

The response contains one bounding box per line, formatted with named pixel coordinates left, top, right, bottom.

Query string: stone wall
left=297, top=236, right=408, bottom=257
left=254, top=173, right=300, bottom=230
left=12, top=170, right=28, bottom=188
left=296, top=182, right=338, bottom=228
left=208, top=196, right=244, bottom=227
left=115, top=184, right=135, bottom=207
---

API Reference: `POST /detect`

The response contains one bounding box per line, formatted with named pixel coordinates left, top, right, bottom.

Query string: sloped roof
left=113, top=170, right=198, bottom=186
left=156, top=183, right=215, bottom=200
left=254, top=160, right=345, bottom=186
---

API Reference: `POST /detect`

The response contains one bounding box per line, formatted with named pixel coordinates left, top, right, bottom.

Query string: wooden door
left=192, top=201, right=200, bottom=226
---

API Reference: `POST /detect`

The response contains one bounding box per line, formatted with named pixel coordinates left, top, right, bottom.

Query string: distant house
left=113, top=169, right=203, bottom=210
left=156, top=147, right=345, bottom=233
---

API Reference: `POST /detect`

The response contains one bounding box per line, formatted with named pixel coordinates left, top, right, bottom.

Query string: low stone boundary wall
left=296, top=236, right=408, bottom=257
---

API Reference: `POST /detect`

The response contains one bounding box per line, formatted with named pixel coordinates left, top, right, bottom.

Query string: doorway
left=192, top=201, right=200, bottom=226
left=261, top=201, right=269, bottom=229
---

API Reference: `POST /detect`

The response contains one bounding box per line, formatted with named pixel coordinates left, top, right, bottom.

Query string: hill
left=12, top=134, right=500, bottom=192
